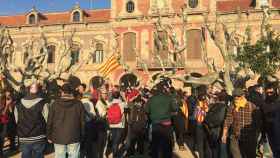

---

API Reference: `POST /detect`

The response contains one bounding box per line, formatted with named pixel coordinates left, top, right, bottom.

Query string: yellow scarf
left=234, top=96, right=247, bottom=112
left=180, top=100, right=188, bottom=118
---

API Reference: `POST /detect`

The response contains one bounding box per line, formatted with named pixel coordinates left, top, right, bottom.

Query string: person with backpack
left=126, top=90, right=148, bottom=156
left=14, top=82, right=49, bottom=158
left=107, top=90, right=127, bottom=158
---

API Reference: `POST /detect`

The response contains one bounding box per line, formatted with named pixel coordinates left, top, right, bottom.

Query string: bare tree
left=0, top=27, right=94, bottom=93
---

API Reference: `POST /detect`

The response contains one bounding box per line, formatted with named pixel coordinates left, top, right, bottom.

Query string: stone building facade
left=0, top=0, right=280, bottom=85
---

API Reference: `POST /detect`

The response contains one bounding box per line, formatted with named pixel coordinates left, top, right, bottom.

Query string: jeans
left=54, top=143, right=80, bottom=158
left=0, top=124, right=7, bottom=155
left=172, top=113, right=186, bottom=147
left=21, top=141, right=46, bottom=158
left=110, top=128, right=124, bottom=158
left=127, top=126, right=145, bottom=156
left=195, top=124, right=212, bottom=158
left=230, top=136, right=257, bottom=158
left=220, top=143, right=229, bottom=158
left=151, top=124, right=173, bottom=158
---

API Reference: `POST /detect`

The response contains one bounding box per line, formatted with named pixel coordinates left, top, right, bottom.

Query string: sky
left=0, top=0, right=111, bottom=16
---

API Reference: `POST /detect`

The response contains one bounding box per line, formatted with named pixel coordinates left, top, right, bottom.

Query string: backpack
left=129, top=105, right=147, bottom=132
left=107, top=103, right=122, bottom=124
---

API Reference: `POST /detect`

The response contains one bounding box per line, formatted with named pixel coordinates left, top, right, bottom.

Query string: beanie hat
left=125, top=89, right=140, bottom=103
left=61, top=83, right=73, bottom=94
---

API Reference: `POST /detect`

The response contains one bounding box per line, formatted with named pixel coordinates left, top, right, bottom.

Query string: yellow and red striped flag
left=98, top=54, right=121, bottom=77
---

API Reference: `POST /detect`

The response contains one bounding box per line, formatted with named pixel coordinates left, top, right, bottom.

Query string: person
left=47, top=83, right=85, bottom=158
left=193, top=85, right=211, bottom=158
left=145, top=77, right=178, bottom=158
left=5, top=89, right=17, bottom=151
left=0, top=92, right=10, bottom=156
left=107, top=90, right=127, bottom=158
left=81, top=92, right=95, bottom=158
left=91, top=86, right=109, bottom=158
left=222, top=88, right=261, bottom=158
left=75, top=83, right=87, bottom=100
left=262, top=83, right=280, bottom=157
left=203, top=84, right=228, bottom=158
left=171, top=89, right=187, bottom=151
left=14, top=82, right=49, bottom=158
left=126, top=90, right=147, bottom=156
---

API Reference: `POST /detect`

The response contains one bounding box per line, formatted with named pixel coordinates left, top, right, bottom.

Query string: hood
left=21, top=98, right=43, bottom=109
left=55, top=95, right=78, bottom=108
left=110, top=99, right=123, bottom=104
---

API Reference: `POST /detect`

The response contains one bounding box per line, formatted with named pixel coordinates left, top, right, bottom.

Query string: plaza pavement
left=8, top=143, right=195, bottom=158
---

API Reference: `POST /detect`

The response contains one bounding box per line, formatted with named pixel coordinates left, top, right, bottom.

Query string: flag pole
left=90, top=0, right=93, bottom=9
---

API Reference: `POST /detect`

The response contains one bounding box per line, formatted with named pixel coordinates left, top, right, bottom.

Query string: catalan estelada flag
left=98, top=54, right=121, bottom=77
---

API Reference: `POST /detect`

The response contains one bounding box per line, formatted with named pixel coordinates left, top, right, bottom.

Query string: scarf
left=195, top=100, right=209, bottom=123
left=234, top=96, right=247, bottom=112
left=198, top=100, right=209, bottom=112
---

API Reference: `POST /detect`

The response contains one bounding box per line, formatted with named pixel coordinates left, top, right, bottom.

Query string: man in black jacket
left=47, top=83, right=85, bottom=158
left=263, top=84, right=280, bottom=157
left=14, top=82, right=49, bottom=158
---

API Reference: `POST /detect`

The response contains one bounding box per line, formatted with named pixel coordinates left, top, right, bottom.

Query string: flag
left=98, top=54, right=121, bottom=77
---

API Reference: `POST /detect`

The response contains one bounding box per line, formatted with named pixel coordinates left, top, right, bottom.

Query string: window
left=126, top=1, right=135, bottom=13
left=187, top=29, right=202, bottom=59
left=260, top=0, right=269, bottom=7
left=29, top=14, right=36, bottom=24
left=47, top=45, right=55, bottom=63
left=158, top=31, right=169, bottom=51
left=23, top=51, right=29, bottom=64
left=123, top=32, right=136, bottom=62
left=93, top=43, right=104, bottom=64
left=71, top=44, right=80, bottom=65
left=4, top=47, right=13, bottom=63
left=73, top=11, right=81, bottom=22
left=188, top=0, right=198, bottom=8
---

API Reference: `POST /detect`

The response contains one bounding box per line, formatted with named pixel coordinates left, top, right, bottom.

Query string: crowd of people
left=0, top=75, right=280, bottom=158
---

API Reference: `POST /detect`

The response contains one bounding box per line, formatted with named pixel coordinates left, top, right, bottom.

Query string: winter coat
left=15, top=97, right=48, bottom=143
left=47, top=95, right=85, bottom=145
left=145, top=93, right=178, bottom=124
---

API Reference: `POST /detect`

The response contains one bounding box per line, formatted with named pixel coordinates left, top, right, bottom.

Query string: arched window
left=47, top=45, right=55, bottom=63
left=73, top=11, right=81, bottom=22
left=123, top=32, right=136, bottom=62
left=93, top=43, right=104, bottom=64
left=188, top=0, right=199, bottom=8
left=29, top=14, right=36, bottom=24
left=126, top=1, right=135, bottom=13
left=71, top=44, right=80, bottom=65
left=187, top=29, right=202, bottom=59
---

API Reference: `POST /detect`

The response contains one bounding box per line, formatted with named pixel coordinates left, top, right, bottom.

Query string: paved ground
left=8, top=150, right=194, bottom=158
left=7, top=144, right=195, bottom=158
